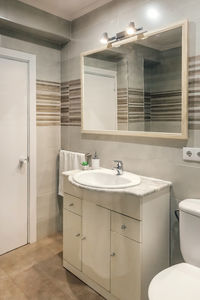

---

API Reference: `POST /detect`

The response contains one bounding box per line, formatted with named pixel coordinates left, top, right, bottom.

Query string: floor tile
left=12, top=266, right=72, bottom=300
left=35, top=252, right=89, bottom=299
left=0, top=277, right=27, bottom=300
left=0, top=268, right=8, bottom=280
left=0, top=234, right=104, bottom=300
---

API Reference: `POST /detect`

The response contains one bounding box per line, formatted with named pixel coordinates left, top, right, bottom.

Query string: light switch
left=183, top=147, right=200, bottom=162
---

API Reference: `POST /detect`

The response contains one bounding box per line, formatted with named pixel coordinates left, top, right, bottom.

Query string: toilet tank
left=179, top=199, right=200, bottom=267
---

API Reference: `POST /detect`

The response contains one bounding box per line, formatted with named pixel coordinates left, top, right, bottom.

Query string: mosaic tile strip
left=128, top=88, right=145, bottom=123
left=117, top=88, right=128, bottom=126
left=189, top=55, right=200, bottom=129
left=128, top=88, right=181, bottom=123
left=61, top=80, right=81, bottom=126
left=150, top=90, right=182, bottom=122
left=61, top=81, right=69, bottom=126
left=144, top=91, right=151, bottom=121
left=36, top=80, right=61, bottom=126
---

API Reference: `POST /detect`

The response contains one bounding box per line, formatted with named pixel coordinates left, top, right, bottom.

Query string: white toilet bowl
left=148, top=263, right=200, bottom=300
left=148, top=199, right=200, bottom=300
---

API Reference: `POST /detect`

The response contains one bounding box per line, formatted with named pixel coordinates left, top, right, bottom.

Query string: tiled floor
left=0, top=234, right=104, bottom=300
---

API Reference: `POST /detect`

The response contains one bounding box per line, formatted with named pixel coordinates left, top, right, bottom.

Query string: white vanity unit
left=62, top=169, right=171, bottom=300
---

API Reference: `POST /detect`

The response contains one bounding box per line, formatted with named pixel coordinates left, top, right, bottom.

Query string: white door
left=0, top=56, right=28, bottom=255
left=84, top=68, right=117, bottom=131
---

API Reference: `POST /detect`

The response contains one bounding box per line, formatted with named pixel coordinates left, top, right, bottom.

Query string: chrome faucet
left=113, top=160, right=123, bottom=175
left=85, top=152, right=92, bottom=165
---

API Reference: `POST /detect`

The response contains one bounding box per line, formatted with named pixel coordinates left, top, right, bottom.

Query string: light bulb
left=146, top=7, right=160, bottom=20
left=126, top=22, right=136, bottom=35
left=100, top=32, right=109, bottom=44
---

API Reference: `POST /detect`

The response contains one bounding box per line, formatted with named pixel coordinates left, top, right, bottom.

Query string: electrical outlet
left=183, top=147, right=200, bottom=162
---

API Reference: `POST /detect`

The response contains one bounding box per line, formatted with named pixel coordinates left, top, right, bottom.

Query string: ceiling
left=19, top=0, right=112, bottom=21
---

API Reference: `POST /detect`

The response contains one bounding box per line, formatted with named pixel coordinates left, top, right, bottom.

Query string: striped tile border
left=128, top=88, right=144, bottom=123
left=189, top=56, right=200, bottom=129
left=61, top=80, right=81, bottom=126
left=144, top=91, right=151, bottom=121
left=36, top=80, right=61, bottom=126
left=117, top=88, right=128, bottom=129
left=150, top=90, right=181, bottom=122
left=61, top=81, right=69, bottom=126
left=128, top=88, right=181, bottom=123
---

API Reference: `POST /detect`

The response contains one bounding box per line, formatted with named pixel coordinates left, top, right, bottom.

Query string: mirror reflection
left=83, top=26, right=182, bottom=133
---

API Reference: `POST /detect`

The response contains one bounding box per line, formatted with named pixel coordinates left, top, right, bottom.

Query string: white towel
left=59, top=150, right=85, bottom=196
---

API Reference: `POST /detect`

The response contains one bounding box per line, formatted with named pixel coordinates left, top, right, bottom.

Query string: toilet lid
left=179, top=199, right=200, bottom=217
left=148, top=263, right=200, bottom=300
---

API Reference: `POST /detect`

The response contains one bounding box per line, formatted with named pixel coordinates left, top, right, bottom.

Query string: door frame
left=0, top=47, right=37, bottom=243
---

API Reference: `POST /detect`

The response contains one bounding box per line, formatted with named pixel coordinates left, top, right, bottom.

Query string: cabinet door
left=111, top=232, right=141, bottom=300
left=63, top=209, right=82, bottom=271
left=82, top=201, right=110, bottom=291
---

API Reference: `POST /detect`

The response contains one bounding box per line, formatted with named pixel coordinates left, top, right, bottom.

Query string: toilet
left=148, top=199, right=200, bottom=300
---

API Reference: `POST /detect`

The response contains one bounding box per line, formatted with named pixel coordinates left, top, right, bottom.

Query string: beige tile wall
left=60, top=0, right=200, bottom=264
left=37, top=126, right=61, bottom=238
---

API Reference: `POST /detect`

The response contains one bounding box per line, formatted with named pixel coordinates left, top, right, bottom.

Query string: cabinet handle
left=75, top=233, right=80, bottom=237
left=121, top=224, right=127, bottom=230
left=69, top=203, right=74, bottom=207
left=110, top=252, right=116, bottom=257
left=81, top=236, right=86, bottom=240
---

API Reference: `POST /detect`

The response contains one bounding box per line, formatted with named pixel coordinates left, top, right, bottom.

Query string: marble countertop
left=63, top=169, right=171, bottom=197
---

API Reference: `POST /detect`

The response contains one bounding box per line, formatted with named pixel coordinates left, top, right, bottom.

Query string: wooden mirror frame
left=80, top=20, right=188, bottom=140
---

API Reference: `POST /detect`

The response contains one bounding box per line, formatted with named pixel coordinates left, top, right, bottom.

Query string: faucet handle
left=113, top=161, right=124, bottom=175
left=113, top=160, right=123, bottom=168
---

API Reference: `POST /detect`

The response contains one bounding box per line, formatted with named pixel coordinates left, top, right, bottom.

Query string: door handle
left=121, top=224, right=127, bottom=230
left=19, top=157, right=28, bottom=167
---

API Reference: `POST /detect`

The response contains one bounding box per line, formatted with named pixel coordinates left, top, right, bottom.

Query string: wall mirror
left=81, top=21, right=188, bottom=139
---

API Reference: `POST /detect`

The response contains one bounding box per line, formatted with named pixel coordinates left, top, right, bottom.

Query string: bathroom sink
left=72, top=168, right=141, bottom=190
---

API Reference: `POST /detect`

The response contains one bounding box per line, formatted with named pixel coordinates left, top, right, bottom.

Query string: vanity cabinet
left=82, top=200, right=110, bottom=291
left=111, top=232, right=141, bottom=300
left=63, top=209, right=82, bottom=270
left=110, top=211, right=141, bottom=299
left=63, top=194, right=82, bottom=215
left=63, top=174, right=170, bottom=300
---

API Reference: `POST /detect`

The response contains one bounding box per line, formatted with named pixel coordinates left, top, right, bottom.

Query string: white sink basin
left=72, top=168, right=141, bottom=190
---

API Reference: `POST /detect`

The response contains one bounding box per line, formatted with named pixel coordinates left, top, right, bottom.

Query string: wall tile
left=37, top=126, right=60, bottom=150
left=0, top=35, right=61, bottom=82
left=36, top=80, right=61, bottom=126
left=37, top=192, right=62, bottom=239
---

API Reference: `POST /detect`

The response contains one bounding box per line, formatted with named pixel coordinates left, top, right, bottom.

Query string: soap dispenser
left=92, top=152, right=100, bottom=169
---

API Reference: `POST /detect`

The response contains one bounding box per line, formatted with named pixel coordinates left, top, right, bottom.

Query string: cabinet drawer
left=111, top=211, right=141, bottom=242
left=63, top=175, right=82, bottom=198
left=64, top=194, right=82, bottom=215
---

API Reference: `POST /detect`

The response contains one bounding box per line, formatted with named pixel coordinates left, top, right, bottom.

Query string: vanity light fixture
left=100, top=32, right=109, bottom=45
left=126, top=22, right=136, bottom=35
left=100, top=22, right=144, bottom=45
left=100, top=32, right=116, bottom=45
